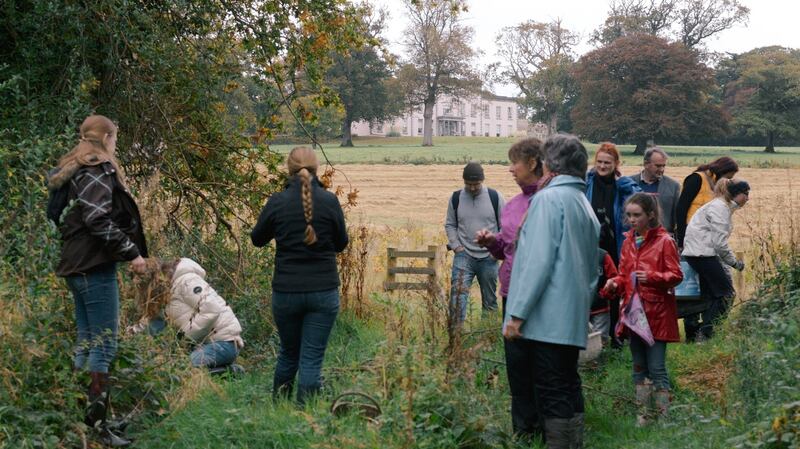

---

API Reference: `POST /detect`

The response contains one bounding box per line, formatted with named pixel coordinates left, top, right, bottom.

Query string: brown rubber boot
left=635, top=382, right=653, bottom=427
left=85, top=372, right=109, bottom=428
left=86, top=372, right=131, bottom=447
left=654, top=389, right=670, bottom=419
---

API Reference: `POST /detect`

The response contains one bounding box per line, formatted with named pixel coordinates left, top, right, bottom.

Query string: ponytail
left=298, top=168, right=318, bottom=245
left=714, top=178, right=734, bottom=202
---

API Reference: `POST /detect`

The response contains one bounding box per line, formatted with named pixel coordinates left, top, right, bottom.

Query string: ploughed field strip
left=330, top=165, right=800, bottom=250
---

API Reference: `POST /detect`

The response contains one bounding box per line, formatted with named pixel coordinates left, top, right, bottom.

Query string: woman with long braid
left=251, top=146, right=348, bottom=405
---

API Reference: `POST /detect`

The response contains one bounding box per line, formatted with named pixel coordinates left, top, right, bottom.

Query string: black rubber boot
left=272, top=380, right=294, bottom=402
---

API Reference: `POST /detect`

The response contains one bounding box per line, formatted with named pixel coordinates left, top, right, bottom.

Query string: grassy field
left=132, top=277, right=799, bottom=449
left=269, top=136, right=800, bottom=168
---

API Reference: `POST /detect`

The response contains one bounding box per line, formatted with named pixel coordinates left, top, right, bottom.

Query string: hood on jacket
left=172, top=258, right=207, bottom=282
left=545, top=174, right=587, bottom=190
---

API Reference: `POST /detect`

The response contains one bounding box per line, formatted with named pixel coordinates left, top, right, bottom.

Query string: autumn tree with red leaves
left=571, top=34, right=728, bottom=154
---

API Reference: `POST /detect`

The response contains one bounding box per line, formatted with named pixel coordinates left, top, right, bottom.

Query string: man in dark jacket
left=630, top=147, right=681, bottom=237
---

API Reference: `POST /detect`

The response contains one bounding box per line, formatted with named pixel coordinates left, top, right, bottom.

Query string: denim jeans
left=630, top=334, right=669, bottom=390
left=65, top=262, right=119, bottom=373
left=449, top=251, right=498, bottom=325
left=272, top=288, right=339, bottom=404
left=190, top=340, right=239, bottom=368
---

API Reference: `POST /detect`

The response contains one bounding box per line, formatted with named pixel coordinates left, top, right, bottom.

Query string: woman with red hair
left=585, top=142, right=641, bottom=346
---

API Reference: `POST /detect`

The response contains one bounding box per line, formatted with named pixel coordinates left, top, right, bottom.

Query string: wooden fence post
left=384, top=246, right=439, bottom=291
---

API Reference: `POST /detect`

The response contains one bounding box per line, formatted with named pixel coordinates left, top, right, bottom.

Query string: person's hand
left=603, top=278, right=618, bottom=294
left=734, top=259, right=745, bottom=271
left=474, top=229, right=496, bottom=248
left=634, top=271, right=649, bottom=284
left=130, top=255, right=147, bottom=275
left=453, top=246, right=465, bottom=253
left=503, top=317, right=524, bottom=340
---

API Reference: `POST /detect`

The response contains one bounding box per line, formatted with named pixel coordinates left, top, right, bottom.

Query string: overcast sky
left=372, top=0, right=800, bottom=96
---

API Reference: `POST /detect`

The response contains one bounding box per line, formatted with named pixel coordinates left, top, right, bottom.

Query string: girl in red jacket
left=604, top=193, right=683, bottom=426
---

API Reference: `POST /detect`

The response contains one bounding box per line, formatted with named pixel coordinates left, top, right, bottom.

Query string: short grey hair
left=643, top=147, right=669, bottom=163
left=544, top=133, right=588, bottom=178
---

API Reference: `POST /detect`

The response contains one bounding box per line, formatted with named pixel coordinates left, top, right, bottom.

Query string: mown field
left=270, top=136, right=800, bottom=168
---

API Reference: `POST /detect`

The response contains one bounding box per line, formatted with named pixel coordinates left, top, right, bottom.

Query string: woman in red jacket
left=604, top=193, right=683, bottom=426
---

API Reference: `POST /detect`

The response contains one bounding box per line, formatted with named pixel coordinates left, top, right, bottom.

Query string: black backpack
left=451, top=188, right=501, bottom=230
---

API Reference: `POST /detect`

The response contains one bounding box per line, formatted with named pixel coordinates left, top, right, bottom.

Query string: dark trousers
left=530, top=340, right=584, bottom=419
left=685, top=256, right=734, bottom=340
left=272, top=288, right=339, bottom=403
left=510, top=336, right=584, bottom=421
left=503, top=298, right=542, bottom=438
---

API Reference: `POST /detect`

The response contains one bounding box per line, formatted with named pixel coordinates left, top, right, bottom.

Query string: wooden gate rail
left=384, top=245, right=438, bottom=291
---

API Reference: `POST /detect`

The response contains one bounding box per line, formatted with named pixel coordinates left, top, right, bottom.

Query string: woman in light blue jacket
left=505, top=133, right=601, bottom=449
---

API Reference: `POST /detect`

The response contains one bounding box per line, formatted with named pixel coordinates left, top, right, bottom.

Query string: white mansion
left=351, top=93, right=523, bottom=138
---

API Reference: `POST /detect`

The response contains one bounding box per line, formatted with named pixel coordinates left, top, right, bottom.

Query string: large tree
left=592, top=0, right=749, bottom=49
left=400, top=0, right=480, bottom=146
left=0, top=0, right=367, bottom=271
left=496, top=19, right=578, bottom=135
left=327, top=6, right=401, bottom=147
left=720, top=47, right=800, bottom=152
left=572, top=34, right=728, bottom=154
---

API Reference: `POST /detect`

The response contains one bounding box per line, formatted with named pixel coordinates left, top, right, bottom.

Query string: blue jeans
left=272, top=288, right=339, bottom=403
left=191, top=340, right=239, bottom=368
left=65, top=263, right=119, bottom=373
left=449, top=251, right=498, bottom=325
left=630, top=335, right=670, bottom=390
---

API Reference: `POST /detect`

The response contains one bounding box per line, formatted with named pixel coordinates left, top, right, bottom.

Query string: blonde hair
left=52, top=115, right=127, bottom=188
left=133, top=258, right=179, bottom=320
left=287, top=147, right=319, bottom=245
left=714, top=177, right=749, bottom=203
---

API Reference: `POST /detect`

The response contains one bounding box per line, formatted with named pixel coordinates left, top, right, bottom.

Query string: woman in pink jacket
left=475, top=138, right=545, bottom=442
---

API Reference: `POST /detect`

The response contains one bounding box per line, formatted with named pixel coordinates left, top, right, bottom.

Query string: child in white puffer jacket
left=132, top=258, right=244, bottom=370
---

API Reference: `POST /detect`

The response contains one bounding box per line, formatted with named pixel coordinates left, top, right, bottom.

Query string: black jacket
left=251, top=176, right=348, bottom=292
left=53, top=162, right=147, bottom=276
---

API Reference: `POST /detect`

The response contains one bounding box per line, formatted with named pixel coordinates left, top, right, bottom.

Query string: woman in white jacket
left=682, top=178, right=750, bottom=340
left=133, top=258, right=244, bottom=369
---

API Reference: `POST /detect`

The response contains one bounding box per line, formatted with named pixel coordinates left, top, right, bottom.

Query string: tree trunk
left=764, top=130, right=776, bottom=153
left=340, top=118, right=353, bottom=147
left=547, top=114, right=558, bottom=137
left=633, top=138, right=647, bottom=155
left=422, top=99, right=435, bottom=146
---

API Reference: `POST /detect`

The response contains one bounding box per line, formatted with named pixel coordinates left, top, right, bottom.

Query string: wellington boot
left=634, top=382, right=653, bottom=427
left=654, top=389, right=670, bottom=419
left=570, top=413, right=584, bottom=449
left=543, top=417, right=572, bottom=449
left=85, top=372, right=109, bottom=428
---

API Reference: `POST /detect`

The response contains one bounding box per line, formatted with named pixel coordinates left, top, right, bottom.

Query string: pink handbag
left=616, top=274, right=655, bottom=346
